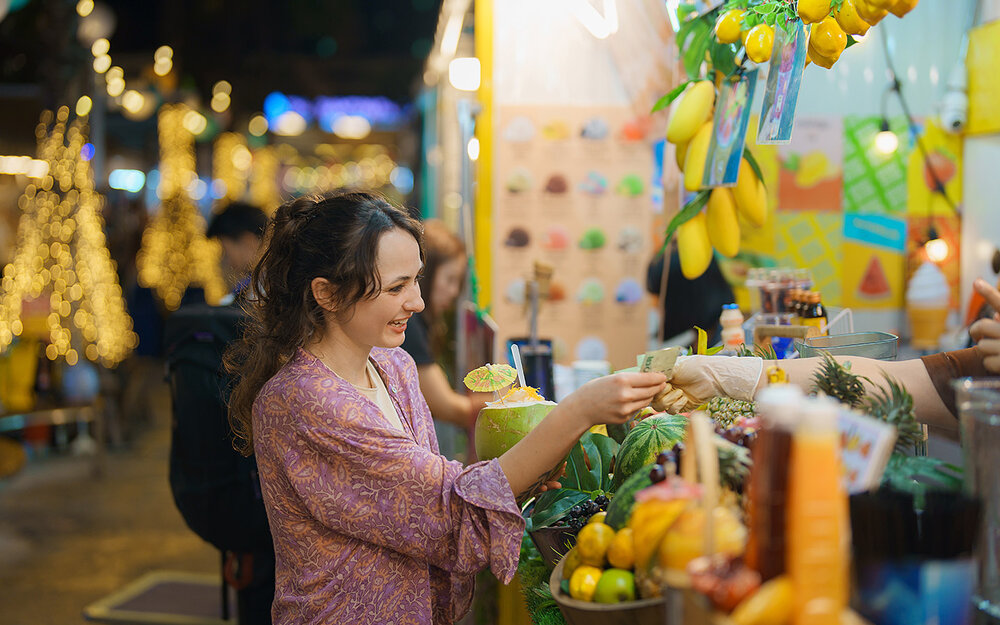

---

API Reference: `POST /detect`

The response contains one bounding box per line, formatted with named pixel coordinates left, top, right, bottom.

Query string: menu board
left=492, top=106, right=654, bottom=369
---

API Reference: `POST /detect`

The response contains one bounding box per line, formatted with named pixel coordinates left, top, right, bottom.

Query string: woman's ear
left=310, top=277, right=339, bottom=313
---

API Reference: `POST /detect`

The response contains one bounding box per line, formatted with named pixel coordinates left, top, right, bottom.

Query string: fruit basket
left=549, top=556, right=666, bottom=625
left=528, top=525, right=577, bottom=568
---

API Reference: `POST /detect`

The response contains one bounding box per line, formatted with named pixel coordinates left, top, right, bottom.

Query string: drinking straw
left=511, top=343, right=527, bottom=388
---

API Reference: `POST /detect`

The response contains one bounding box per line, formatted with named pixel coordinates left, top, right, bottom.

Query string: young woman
left=225, top=191, right=667, bottom=624
left=399, top=219, right=490, bottom=430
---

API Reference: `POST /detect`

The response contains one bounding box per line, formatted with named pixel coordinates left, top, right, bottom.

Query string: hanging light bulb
left=874, top=118, right=899, bottom=154
left=924, top=226, right=949, bottom=263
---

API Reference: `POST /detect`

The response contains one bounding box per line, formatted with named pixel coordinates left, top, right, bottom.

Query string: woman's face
left=337, top=228, right=425, bottom=350
left=431, top=255, right=465, bottom=315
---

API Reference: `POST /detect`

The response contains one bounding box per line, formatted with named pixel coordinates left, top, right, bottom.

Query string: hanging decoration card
left=703, top=70, right=758, bottom=187
left=757, top=21, right=807, bottom=145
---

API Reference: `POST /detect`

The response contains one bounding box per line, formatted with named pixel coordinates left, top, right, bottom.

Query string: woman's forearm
left=757, top=356, right=955, bottom=433
left=496, top=405, right=589, bottom=498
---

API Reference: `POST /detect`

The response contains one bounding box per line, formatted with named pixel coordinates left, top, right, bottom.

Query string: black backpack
left=163, top=303, right=272, bottom=554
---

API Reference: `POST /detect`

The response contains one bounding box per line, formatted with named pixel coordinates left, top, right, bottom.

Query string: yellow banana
left=683, top=122, right=714, bottom=192
left=666, top=81, right=715, bottom=145
left=706, top=188, right=740, bottom=257
left=733, top=158, right=768, bottom=226
left=677, top=211, right=713, bottom=280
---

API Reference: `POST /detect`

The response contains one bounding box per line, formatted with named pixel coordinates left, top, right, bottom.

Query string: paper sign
left=757, top=21, right=807, bottom=144
left=704, top=70, right=758, bottom=187
left=838, top=408, right=898, bottom=493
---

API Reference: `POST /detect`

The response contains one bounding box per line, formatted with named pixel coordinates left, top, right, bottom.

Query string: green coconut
left=474, top=387, right=556, bottom=460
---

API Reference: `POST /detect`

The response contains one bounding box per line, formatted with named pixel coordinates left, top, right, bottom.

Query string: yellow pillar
left=474, top=0, right=494, bottom=309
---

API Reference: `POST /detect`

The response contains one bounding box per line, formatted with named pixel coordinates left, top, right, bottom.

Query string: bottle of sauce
left=800, top=291, right=828, bottom=335
left=786, top=288, right=801, bottom=325
left=745, top=385, right=799, bottom=581
left=787, top=397, right=849, bottom=625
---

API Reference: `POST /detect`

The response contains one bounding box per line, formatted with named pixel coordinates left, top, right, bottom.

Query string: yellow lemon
left=576, top=522, right=616, bottom=567
left=562, top=547, right=582, bottom=580
left=810, top=17, right=847, bottom=59
left=715, top=9, right=744, bottom=44
left=606, top=528, right=636, bottom=570
left=568, top=565, right=603, bottom=601
left=744, top=24, right=774, bottom=64
left=798, top=0, right=832, bottom=24
left=807, top=39, right=839, bottom=69
left=888, top=0, right=919, bottom=17
left=834, top=0, right=871, bottom=35
left=587, top=511, right=608, bottom=525
left=855, top=0, right=889, bottom=24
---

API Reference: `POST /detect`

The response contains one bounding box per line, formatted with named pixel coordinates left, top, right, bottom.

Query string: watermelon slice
left=858, top=255, right=890, bottom=299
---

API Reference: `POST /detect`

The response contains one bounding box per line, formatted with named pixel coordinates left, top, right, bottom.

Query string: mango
left=834, top=0, right=871, bottom=36
left=666, top=81, right=715, bottom=145
left=854, top=0, right=888, bottom=24
left=733, top=159, right=768, bottom=226
left=706, top=188, right=740, bottom=257
left=683, top=122, right=714, bottom=192
left=674, top=140, right=688, bottom=171
left=677, top=211, right=713, bottom=280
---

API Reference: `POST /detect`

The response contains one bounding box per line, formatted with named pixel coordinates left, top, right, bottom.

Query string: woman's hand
left=559, top=371, right=667, bottom=427
left=970, top=279, right=1000, bottom=373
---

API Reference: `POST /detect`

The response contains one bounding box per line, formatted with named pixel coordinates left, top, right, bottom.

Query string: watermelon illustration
left=858, top=255, right=890, bottom=299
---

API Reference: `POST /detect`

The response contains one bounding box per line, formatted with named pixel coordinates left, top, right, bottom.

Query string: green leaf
left=530, top=489, right=590, bottom=529
left=880, top=454, right=964, bottom=499
left=563, top=441, right=599, bottom=492
left=651, top=80, right=693, bottom=113
left=708, top=41, right=738, bottom=77
left=581, top=432, right=620, bottom=491
left=662, top=190, right=711, bottom=252
left=683, top=21, right=714, bottom=80
left=742, top=147, right=767, bottom=191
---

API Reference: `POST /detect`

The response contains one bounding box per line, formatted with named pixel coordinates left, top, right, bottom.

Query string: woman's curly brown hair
left=224, top=190, right=423, bottom=455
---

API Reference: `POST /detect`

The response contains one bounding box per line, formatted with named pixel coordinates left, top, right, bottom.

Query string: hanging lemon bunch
left=711, top=0, right=920, bottom=71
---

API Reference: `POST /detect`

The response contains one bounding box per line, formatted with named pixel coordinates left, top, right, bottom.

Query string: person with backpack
left=164, top=202, right=274, bottom=625
left=224, top=190, right=667, bottom=623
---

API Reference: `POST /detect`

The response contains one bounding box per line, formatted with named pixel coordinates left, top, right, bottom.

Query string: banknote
left=639, top=347, right=680, bottom=379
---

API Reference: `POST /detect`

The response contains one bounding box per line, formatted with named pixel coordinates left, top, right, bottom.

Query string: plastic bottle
left=745, top=385, right=800, bottom=581
left=719, top=304, right=745, bottom=354
left=786, top=397, right=850, bottom=625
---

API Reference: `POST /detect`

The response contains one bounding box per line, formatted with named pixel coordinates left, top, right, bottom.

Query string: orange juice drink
left=786, top=397, right=850, bottom=625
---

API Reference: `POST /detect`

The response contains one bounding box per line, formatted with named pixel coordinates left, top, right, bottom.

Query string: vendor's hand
left=560, top=371, right=668, bottom=427
left=970, top=279, right=1000, bottom=373
left=663, top=355, right=764, bottom=412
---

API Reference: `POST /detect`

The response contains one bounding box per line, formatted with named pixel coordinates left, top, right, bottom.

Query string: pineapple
left=866, top=374, right=923, bottom=454
left=810, top=351, right=868, bottom=409
left=706, top=396, right=756, bottom=428
left=716, top=436, right=752, bottom=493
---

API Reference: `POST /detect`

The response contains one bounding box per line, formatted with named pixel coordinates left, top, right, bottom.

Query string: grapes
left=594, top=495, right=609, bottom=509
left=569, top=505, right=582, bottom=518
left=656, top=450, right=677, bottom=467
left=649, top=464, right=666, bottom=483
left=585, top=500, right=600, bottom=515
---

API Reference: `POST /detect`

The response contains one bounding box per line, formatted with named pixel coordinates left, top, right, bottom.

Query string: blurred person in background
left=646, top=247, right=735, bottom=347
left=401, top=220, right=491, bottom=437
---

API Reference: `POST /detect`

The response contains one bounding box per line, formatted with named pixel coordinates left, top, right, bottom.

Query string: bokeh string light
left=0, top=107, right=138, bottom=367
left=248, top=146, right=281, bottom=214
left=136, top=104, right=227, bottom=310
left=212, top=132, right=250, bottom=208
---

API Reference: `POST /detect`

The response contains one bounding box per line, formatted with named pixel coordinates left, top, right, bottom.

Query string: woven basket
left=548, top=556, right=667, bottom=625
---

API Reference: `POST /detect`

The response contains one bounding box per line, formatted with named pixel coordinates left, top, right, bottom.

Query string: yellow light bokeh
left=0, top=111, right=138, bottom=366
left=76, top=0, right=94, bottom=17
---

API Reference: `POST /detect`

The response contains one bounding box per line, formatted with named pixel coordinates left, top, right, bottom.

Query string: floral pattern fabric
left=253, top=347, right=524, bottom=624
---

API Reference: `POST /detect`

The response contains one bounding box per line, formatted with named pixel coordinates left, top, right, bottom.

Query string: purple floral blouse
left=252, top=347, right=525, bottom=624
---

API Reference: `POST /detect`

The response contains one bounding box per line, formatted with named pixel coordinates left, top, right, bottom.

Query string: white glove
left=652, top=355, right=764, bottom=413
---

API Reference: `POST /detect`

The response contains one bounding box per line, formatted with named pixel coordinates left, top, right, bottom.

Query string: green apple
left=592, top=568, right=636, bottom=603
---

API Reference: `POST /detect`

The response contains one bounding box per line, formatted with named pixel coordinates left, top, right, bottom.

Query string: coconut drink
left=474, top=385, right=557, bottom=460
left=463, top=363, right=557, bottom=461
